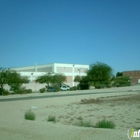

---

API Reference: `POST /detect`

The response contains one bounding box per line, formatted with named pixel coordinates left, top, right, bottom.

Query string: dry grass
left=108, top=94, right=140, bottom=102
left=80, top=98, right=103, bottom=104
left=76, top=120, right=93, bottom=127
left=80, top=94, right=140, bottom=105
left=76, top=116, right=83, bottom=120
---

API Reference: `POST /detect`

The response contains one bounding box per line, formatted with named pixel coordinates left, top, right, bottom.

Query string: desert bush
left=3, top=90, right=10, bottom=96
left=24, top=110, right=36, bottom=121
left=77, top=76, right=90, bottom=90
left=112, top=76, right=131, bottom=87
left=25, top=89, right=32, bottom=93
left=70, top=86, right=77, bottom=90
left=39, top=88, right=46, bottom=93
left=77, top=84, right=81, bottom=89
left=95, top=84, right=106, bottom=89
left=94, top=84, right=101, bottom=89
left=47, top=115, right=56, bottom=122
left=55, top=85, right=60, bottom=92
left=94, top=80, right=111, bottom=89
left=106, top=84, right=112, bottom=88
left=18, top=87, right=27, bottom=94
left=10, top=85, right=26, bottom=94
left=76, top=120, right=93, bottom=127
left=95, top=119, right=115, bottom=129
left=0, top=88, right=3, bottom=95
left=79, top=83, right=89, bottom=90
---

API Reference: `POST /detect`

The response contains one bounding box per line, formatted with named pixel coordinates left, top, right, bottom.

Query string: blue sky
left=0, top=0, right=140, bottom=74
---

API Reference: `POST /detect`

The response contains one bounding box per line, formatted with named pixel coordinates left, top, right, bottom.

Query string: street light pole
left=78, top=68, right=81, bottom=80
left=72, top=64, right=75, bottom=86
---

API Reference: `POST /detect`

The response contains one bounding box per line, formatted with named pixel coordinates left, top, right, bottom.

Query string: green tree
left=0, top=69, right=29, bottom=95
left=79, top=76, right=90, bottom=90
left=74, top=75, right=81, bottom=83
left=7, top=71, right=29, bottom=94
left=36, top=73, right=52, bottom=87
left=36, top=73, right=66, bottom=87
left=87, top=62, right=113, bottom=88
left=52, top=74, right=66, bottom=86
left=0, top=68, right=11, bottom=95
left=116, top=72, right=123, bottom=77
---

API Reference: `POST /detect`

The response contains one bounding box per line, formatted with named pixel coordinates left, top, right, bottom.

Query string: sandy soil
left=0, top=85, right=140, bottom=140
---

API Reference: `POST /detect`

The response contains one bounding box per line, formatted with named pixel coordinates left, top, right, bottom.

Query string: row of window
left=129, top=72, right=140, bottom=75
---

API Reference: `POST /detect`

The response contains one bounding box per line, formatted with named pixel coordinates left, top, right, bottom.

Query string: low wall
left=23, top=83, right=46, bottom=91
left=4, top=83, right=46, bottom=92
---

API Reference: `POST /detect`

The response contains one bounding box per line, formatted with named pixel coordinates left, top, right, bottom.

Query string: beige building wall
left=65, top=76, right=73, bottom=86
left=11, top=63, right=89, bottom=90
left=123, top=70, right=140, bottom=84
left=54, top=63, right=89, bottom=86
left=57, top=67, right=72, bottom=73
left=74, top=67, right=88, bottom=73
left=37, top=67, right=52, bottom=72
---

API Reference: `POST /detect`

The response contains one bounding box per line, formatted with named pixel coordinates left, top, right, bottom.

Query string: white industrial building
left=12, top=63, right=89, bottom=91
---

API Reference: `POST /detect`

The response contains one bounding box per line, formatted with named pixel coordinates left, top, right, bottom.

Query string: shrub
left=10, top=87, right=28, bottom=94
left=76, top=120, right=93, bottom=127
left=70, top=86, right=77, bottom=91
left=79, top=83, right=89, bottom=90
left=25, top=89, right=32, bottom=93
left=95, top=84, right=101, bottom=89
left=3, top=90, right=10, bottom=96
left=9, top=83, right=27, bottom=94
left=39, top=88, right=46, bottom=93
left=47, top=115, right=56, bottom=122
left=95, top=85, right=110, bottom=89
left=55, top=85, right=60, bottom=92
left=107, top=84, right=112, bottom=88
left=24, top=110, right=36, bottom=121
left=112, top=76, right=131, bottom=87
left=77, top=84, right=80, bottom=89
left=95, top=119, right=115, bottom=129
left=0, top=88, right=3, bottom=95
left=18, top=88, right=27, bottom=94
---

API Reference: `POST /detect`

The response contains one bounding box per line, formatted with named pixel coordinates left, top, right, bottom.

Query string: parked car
left=47, top=87, right=56, bottom=92
left=60, top=85, right=70, bottom=91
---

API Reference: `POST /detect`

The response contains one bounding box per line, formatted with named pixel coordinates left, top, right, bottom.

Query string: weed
left=47, top=115, right=56, bottom=122
left=24, top=110, right=36, bottom=121
left=77, top=116, right=83, bottom=120
left=95, top=119, right=115, bottom=129
left=76, top=120, right=93, bottom=127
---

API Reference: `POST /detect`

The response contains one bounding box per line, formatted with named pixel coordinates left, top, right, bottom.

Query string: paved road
left=0, top=90, right=137, bottom=102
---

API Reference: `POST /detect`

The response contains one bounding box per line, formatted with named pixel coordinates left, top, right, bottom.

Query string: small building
left=123, top=70, right=140, bottom=84
left=12, top=63, right=89, bottom=87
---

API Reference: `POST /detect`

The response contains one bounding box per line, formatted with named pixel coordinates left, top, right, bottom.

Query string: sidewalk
left=0, top=85, right=140, bottom=100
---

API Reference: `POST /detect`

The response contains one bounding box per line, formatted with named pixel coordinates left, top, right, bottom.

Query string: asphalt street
left=0, top=90, right=136, bottom=102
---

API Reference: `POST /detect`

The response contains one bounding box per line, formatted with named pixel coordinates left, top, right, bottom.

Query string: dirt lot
left=0, top=85, right=140, bottom=140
